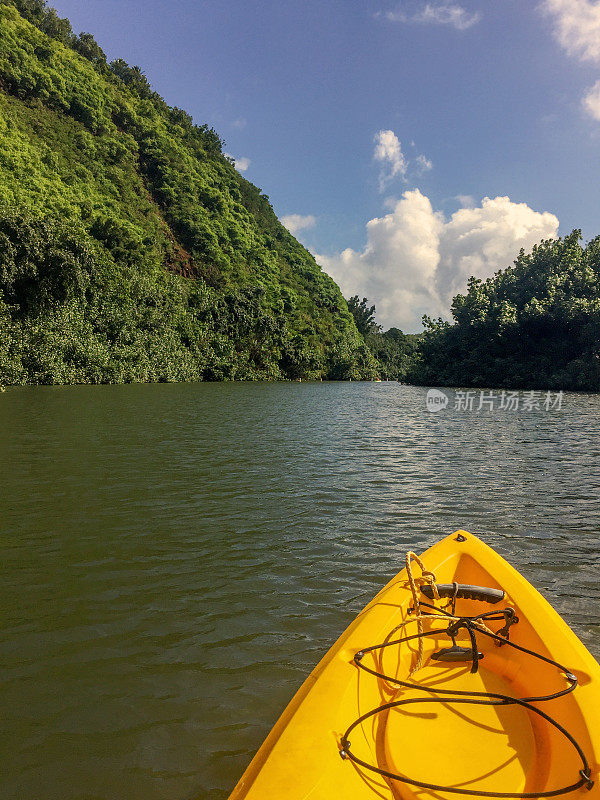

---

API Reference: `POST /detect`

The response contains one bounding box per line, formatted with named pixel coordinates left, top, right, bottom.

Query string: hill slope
left=0, top=1, right=377, bottom=383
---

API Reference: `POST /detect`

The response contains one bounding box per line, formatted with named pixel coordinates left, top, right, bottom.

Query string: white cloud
left=318, top=190, right=441, bottom=330
left=416, top=154, right=433, bottom=172
left=583, top=79, right=600, bottom=119
left=540, top=1, right=600, bottom=123
left=540, top=0, right=600, bottom=63
left=435, top=195, right=559, bottom=301
left=317, top=190, right=559, bottom=331
left=374, top=130, right=408, bottom=189
left=373, top=131, right=433, bottom=188
left=414, top=3, right=481, bottom=29
left=455, top=194, right=475, bottom=207
left=234, top=156, right=250, bottom=171
left=232, top=117, right=247, bottom=129
left=225, top=153, right=251, bottom=171
left=383, top=3, right=481, bottom=30
left=281, top=214, right=317, bottom=235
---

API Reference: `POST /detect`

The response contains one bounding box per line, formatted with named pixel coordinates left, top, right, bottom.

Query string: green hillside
left=0, top=0, right=377, bottom=383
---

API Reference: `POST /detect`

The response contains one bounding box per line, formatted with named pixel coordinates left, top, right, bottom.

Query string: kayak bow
left=227, top=531, right=600, bottom=799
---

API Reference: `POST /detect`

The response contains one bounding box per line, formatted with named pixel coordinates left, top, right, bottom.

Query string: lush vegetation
left=347, top=296, right=419, bottom=381
left=408, top=232, right=600, bottom=391
left=1, top=2, right=598, bottom=391
left=0, top=0, right=377, bottom=384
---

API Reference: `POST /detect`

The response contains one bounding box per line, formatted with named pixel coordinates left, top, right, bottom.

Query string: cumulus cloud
left=281, top=214, right=317, bottom=235
left=434, top=195, right=559, bottom=301
left=383, top=3, right=481, bottom=30
left=317, top=190, right=559, bottom=331
left=582, top=79, right=600, bottom=119
left=225, top=153, right=250, bottom=171
left=455, top=194, right=475, bottom=207
left=540, top=0, right=600, bottom=63
left=374, top=130, right=408, bottom=189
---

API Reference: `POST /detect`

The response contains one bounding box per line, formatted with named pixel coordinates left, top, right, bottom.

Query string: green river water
left=1, top=382, right=599, bottom=800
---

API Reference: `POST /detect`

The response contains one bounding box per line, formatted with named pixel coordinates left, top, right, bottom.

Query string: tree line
left=349, top=231, right=600, bottom=392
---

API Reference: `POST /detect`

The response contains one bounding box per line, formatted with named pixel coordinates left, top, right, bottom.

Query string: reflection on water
left=1, top=383, right=599, bottom=799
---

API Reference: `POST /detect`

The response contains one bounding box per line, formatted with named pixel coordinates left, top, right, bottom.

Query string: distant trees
left=348, top=297, right=420, bottom=380
left=366, top=327, right=420, bottom=381
left=347, top=296, right=380, bottom=336
left=349, top=231, right=600, bottom=390
left=408, top=231, right=600, bottom=391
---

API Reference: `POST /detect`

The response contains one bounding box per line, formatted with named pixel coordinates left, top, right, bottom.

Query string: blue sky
left=49, top=0, right=600, bottom=330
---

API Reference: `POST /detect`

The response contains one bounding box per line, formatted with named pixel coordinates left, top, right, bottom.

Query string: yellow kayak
left=228, top=530, right=600, bottom=799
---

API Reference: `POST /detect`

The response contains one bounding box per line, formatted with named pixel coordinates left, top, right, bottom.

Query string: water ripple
left=0, top=383, right=599, bottom=800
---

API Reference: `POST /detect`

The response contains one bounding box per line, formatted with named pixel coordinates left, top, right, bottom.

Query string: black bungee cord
left=339, top=607, right=594, bottom=797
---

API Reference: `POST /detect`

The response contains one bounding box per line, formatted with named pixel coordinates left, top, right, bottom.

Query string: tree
left=109, top=59, right=152, bottom=98
left=347, top=295, right=381, bottom=336
left=73, top=32, right=107, bottom=67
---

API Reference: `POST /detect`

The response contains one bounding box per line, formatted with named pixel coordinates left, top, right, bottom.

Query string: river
left=1, top=382, right=599, bottom=799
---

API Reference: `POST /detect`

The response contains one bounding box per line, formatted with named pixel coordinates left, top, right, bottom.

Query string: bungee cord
left=339, top=554, right=594, bottom=798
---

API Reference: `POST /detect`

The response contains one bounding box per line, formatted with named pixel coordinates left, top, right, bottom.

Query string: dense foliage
left=347, top=295, right=379, bottom=337
left=2, top=1, right=598, bottom=390
left=0, top=1, right=377, bottom=383
left=365, top=328, right=420, bottom=382
left=409, top=232, right=600, bottom=391
left=347, top=296, right=419, bottom=380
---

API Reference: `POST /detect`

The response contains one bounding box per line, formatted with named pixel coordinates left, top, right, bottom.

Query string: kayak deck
left=384, top=664, right=538, bottom=793
left=227, top=531, right=600, bottom=799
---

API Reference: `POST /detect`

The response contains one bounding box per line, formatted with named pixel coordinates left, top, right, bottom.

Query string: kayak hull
left=227, top=531, right=600, bottom=799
